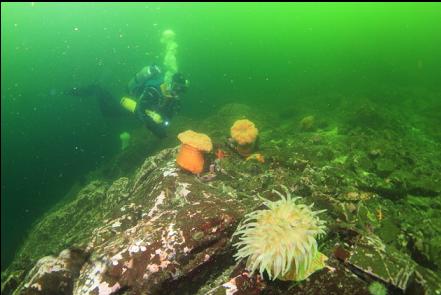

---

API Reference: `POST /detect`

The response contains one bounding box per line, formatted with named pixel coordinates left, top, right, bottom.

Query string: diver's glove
left=144, top=110, right=163, bottom=124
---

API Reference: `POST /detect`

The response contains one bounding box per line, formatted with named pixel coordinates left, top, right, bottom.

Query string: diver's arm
left=162, top=97, right=180, bottom=120
left=135, top=106, right=167, bottom=138
left=135, top=101, right=167, bottom=138
left=173, top=97, right=182, bottom=114
left=134, top=92, right=152, bottom=124
left=135, top=86, right=164, bottom=122
left=128, top=77, right=142, bottom=97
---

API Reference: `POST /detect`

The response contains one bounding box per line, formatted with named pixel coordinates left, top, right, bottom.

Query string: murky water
left=2, top=2, right=441, bottom=278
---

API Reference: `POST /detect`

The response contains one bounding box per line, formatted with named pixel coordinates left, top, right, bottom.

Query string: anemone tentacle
left=233, top=188, right=327, bottom=281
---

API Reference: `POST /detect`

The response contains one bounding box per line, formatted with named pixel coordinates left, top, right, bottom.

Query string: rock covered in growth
left=3, top=98, right=441, bottom=295
left=1, top=180, right=115, bottom=295
left=205, top=258, right=371, bottom=295
left=340, top=233, right=441, bottom=294
left=74, top=156, right=244, bottom=294
left=5, top=147, right=247, bottom=295
left=14, top=248, right=87, bottom=295
left=348, top=234, right=416, bottom=292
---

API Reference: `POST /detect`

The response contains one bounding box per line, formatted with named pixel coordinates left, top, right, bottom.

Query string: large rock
left=74, top=151, right=244, bottom=294
left=13, top=248, right=87, bottom=295
left=344, top=234, right=441, bottom=294
left=205, top=257, right=372, bottom=295
left=6, top=148, right=247, bottom=294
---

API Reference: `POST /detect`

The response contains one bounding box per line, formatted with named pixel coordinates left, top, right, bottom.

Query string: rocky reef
left=2, top=95, right=441, bottom=294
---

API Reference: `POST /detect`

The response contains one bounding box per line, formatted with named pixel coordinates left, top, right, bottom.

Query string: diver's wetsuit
left=68, top=65, right=179, bottom=138
left=127, top=64, right=180, bottom=138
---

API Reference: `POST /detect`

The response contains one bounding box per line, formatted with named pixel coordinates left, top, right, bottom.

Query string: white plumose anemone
left=233, top=187, right=327, bottom=281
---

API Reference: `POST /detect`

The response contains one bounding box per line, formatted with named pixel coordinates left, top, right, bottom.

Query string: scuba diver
left=121, top=66, right=188, bottom=138
left=67, top=29, right=188, bottom=138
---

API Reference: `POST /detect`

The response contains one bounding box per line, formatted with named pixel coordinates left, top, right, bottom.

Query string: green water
left=1, top=2, right=441, bottom=271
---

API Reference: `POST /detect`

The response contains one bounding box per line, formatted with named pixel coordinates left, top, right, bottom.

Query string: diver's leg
left=66, top=84, right=102, bottom=97
left=66, top=85, right=126, bottom=117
